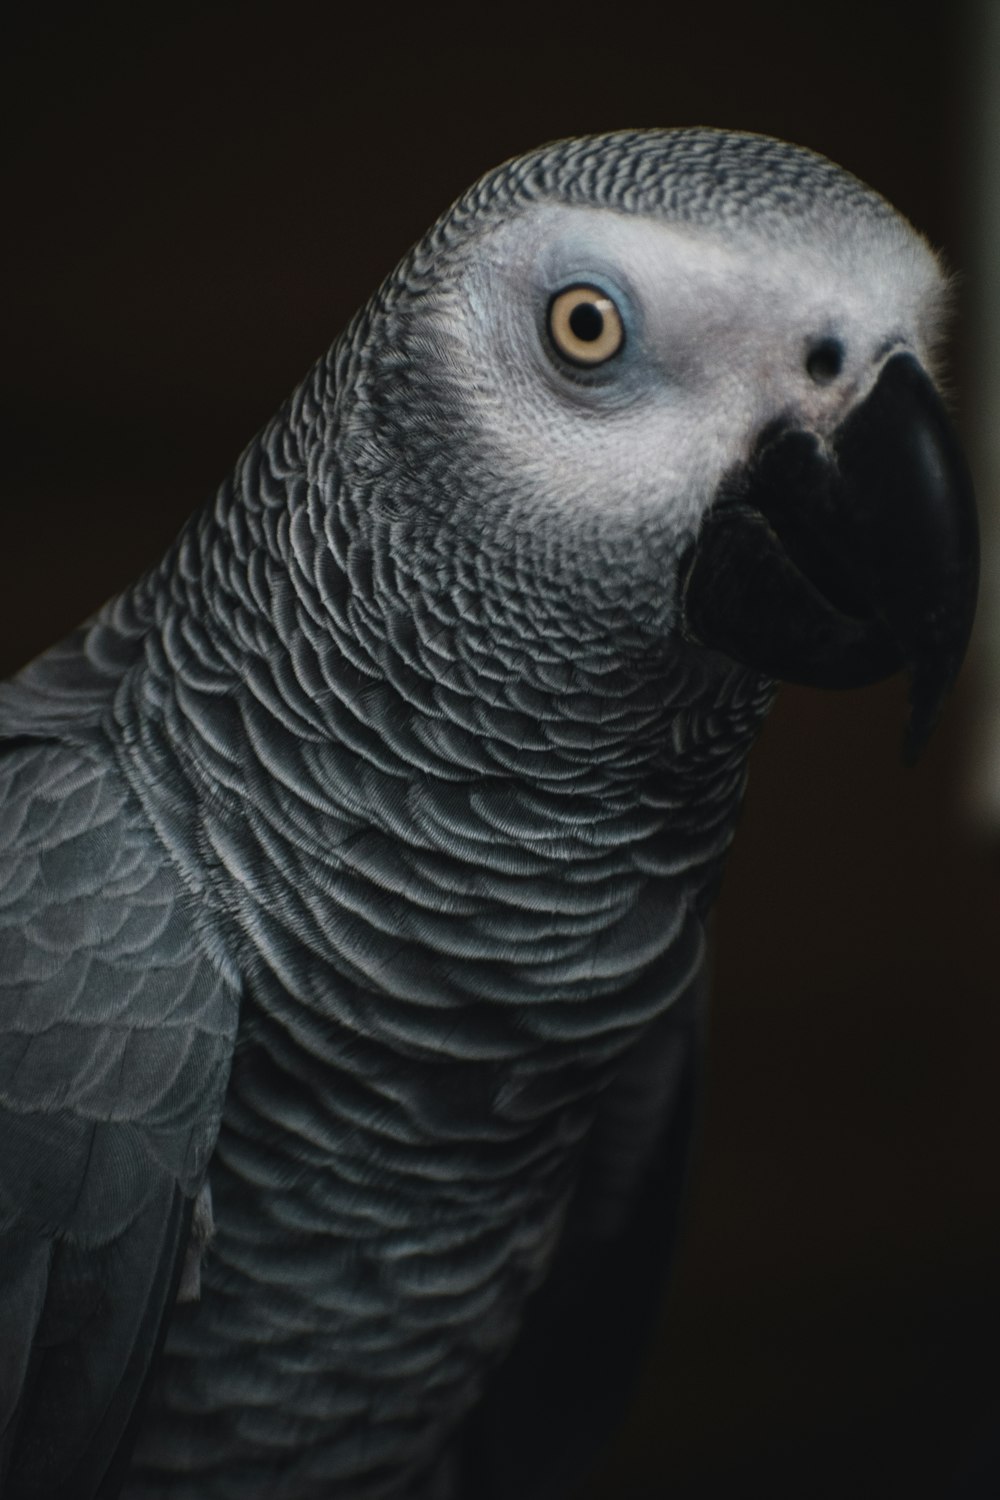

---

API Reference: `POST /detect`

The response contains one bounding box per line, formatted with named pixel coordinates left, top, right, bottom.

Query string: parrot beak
left=679, top=353, right=979, bottom=760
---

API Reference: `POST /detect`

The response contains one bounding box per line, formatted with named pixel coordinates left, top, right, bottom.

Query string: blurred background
left=3, top=4, right=997, bottom=1496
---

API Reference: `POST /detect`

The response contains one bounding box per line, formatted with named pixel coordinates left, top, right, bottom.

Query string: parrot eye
left=547, top=285, right=625, bottom=367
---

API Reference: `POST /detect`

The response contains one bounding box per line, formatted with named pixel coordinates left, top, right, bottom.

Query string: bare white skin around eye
left=438, top=202, right=945, bottom=536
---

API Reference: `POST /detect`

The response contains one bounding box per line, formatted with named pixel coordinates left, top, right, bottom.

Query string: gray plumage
left=0, top=129, right=976, bottom=1499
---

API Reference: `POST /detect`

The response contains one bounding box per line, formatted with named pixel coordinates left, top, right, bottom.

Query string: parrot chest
left=134, top=978, right=603, bottom=1498
left=118, top=656, right=767, bottom=1496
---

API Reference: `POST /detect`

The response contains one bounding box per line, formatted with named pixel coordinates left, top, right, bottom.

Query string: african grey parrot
left=0, top=129, right=978, bottom=1500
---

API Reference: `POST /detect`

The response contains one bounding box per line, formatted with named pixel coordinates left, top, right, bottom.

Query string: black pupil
left=569, top=300, right=604, bottom=342
left=806, top=337, right=844, bottom=383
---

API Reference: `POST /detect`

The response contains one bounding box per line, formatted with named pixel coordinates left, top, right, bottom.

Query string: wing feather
left=0, top=719, right=239, bottom=1498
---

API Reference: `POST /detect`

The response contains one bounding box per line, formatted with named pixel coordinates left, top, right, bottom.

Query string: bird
left=0, top=128, right=978, bottom=1500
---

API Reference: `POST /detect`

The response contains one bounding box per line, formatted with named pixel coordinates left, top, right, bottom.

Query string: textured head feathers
left=331, top=131, right=945, bottom=610
left=442, top=128, right=906, bottom=239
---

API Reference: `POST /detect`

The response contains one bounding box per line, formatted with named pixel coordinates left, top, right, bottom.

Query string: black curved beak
left=680, top=354, right=979, bottom=760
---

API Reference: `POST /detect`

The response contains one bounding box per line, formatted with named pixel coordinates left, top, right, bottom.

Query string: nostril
left=806, top=337, right=845, bottom=384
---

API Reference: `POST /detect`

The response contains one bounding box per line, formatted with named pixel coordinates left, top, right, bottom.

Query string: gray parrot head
left=326, top=129, right=976, bottom=756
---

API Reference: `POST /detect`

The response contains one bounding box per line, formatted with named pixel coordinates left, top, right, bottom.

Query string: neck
left=108, top=354, right=773, bottom=1062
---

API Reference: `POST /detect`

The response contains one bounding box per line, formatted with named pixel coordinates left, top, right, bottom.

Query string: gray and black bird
left=0, top=129, right=978, bottom=1499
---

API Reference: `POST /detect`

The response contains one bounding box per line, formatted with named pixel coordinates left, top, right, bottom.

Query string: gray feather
left=0, top=127, right=963, bottom=1499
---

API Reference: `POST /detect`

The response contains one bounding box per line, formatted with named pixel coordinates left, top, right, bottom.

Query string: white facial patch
left=431, top=200, right=946, bottom=543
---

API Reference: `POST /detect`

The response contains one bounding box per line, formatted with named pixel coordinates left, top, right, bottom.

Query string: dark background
left=3, top=5, right=997, bottom=1497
